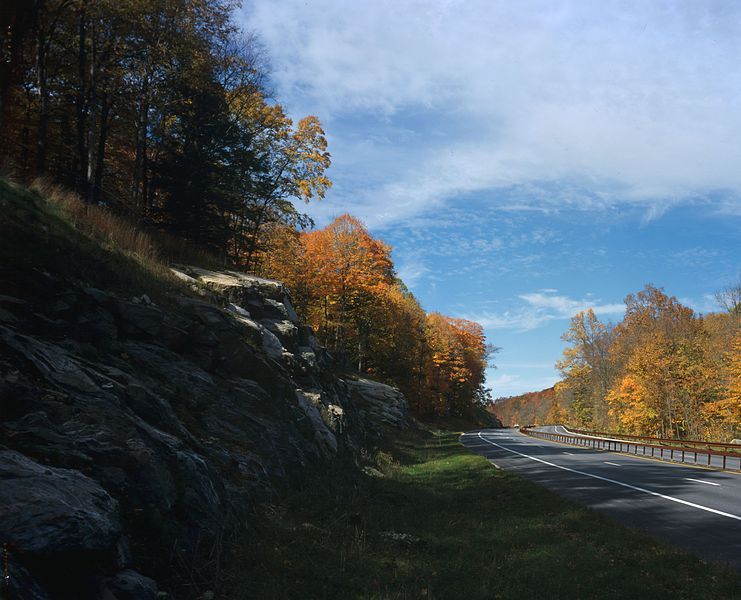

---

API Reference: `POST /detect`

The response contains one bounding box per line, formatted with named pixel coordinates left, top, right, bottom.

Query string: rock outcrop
left=348, top=378, right=414, bottom=433
left=0, top=265, right=411, bottom=598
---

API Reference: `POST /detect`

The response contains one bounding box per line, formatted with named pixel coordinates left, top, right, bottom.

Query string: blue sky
left=239, top=1, right=741, bottom=397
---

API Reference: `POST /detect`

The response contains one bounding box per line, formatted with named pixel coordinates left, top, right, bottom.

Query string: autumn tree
left=715, top=279, right=741, bottom=316
left=556, top=309, right=615, bottom=427
left=0, top=0, right=330, bottom=264
left=264, top=214, right=494, bottom=418
left=422, top=314, right=491, bottom=417
left=297, top=215, right=393, bottom=369
left=554, top=284, right=739, bottom=441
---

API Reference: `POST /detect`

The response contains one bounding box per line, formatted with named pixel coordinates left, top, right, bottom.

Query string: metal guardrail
left=564, top=426, right=741, bottom=455
left=520, top=426, right=741, bottom=472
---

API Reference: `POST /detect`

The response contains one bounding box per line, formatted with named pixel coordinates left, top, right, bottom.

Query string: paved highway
left=461, top=428, right=741, bottom=572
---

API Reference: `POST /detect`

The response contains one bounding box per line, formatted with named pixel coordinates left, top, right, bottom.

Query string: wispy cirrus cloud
left=487, top=371, right=561, bottom=398
left=395, top=252, right=432, bottom=290
left=461, top=290, right=624, bottom=332
left=244, top=0, right=741, bottom=227
left=679, top=294, right=721, bottom=315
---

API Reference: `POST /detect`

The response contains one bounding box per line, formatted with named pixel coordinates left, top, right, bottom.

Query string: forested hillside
left=491, top=387, right=557, bottom=427
left=0, top=1, right=494, bottom=420
left=522, top=285, right=740, bottom=441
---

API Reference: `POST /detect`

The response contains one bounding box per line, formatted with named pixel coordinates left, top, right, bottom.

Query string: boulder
left=0, top=450, right=120, bottom=555
left=102, top=569, right=158, bottom=600
left=347, top=378, right=412, bottom=431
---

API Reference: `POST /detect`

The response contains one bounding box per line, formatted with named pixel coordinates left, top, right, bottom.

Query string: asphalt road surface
left=461, top=428, right=741, bottom=572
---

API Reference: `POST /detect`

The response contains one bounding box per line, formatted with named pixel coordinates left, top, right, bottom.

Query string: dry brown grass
left=30, top=178, right=161, bottom=264
left=28, top=178, right=224, bottom=276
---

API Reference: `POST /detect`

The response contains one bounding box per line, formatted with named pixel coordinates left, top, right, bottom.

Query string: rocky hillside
left=0, top=179, right=412, bottom=598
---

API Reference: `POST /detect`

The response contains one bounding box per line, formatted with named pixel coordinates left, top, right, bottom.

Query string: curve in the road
left=461, top=428, right=741, bottom=573
left=474, top=431, right=741, bottom=521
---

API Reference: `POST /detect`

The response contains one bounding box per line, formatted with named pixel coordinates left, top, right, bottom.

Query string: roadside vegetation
left=493, top=287, right=740, bottom=443
left=227, top=426, right=741, bottom=599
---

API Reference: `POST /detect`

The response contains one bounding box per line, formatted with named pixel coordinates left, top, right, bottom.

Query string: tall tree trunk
left=1, top=1, right=44, bottom=138
left=35, top=22, right=49, bottom=175
left=85, top=17, right=96, bottom=203
left=93, top=92, right=110, bottom=203
left=131, top=75, right=149, bottom=217
left=75, top=3, right=87, bottom=193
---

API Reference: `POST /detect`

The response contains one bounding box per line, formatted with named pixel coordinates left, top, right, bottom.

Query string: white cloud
left=243, top=0, right=741, bottom=226
left=518, top=292, right=624, bottom=317
left=487, top=370, right=561, bottom=398
left=395, top=253, right=431, bottom=289
left=460, top=290, right=624, bottom=331
left=679, top=294, right=721, bottom=315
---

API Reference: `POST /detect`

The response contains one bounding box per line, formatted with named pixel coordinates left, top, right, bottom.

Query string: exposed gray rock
left=0, top=326, right=99, bottom=393
left=173, top=266, right=285, bottom=302
left=261, top=317, right=299, bottom=348
left=0, top=450, right=120, bottom=554
left=170, top=267, right=199, bottom=285
left=260, top=327, right=285, bottom=359
left=102, top=569, right=158, bottom=600
left=0, top=263, right=413, bottom=597
left=347, top=378, right=412, bottom=432
left=113, top=298, right=164, bottom=338
left=295, top=389, right=339, bottom=455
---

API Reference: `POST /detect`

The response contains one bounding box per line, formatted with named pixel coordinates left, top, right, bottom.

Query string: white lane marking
left=604, top=461, right=621, bottom=467
left=563, top=452, right=573, bottom=455
left=466, top=432, right=741, bottom=522
left=685, top=478, right=720, bottom=487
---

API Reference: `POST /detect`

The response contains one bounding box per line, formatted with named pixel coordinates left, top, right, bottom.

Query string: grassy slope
left=0, top=178, right=163, bottom=293
left=230, top=427, right=741, bottom=600
left=0, top=177, right=215, bottom=315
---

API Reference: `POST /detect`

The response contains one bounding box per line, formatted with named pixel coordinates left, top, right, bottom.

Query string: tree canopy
left=0, top=0, right=330, bottom=265
left=551, top=284, right=740, bottom=441
left=265, top=215, right=494, bottom=418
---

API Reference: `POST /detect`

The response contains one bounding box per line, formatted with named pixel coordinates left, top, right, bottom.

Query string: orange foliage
left=265, top=214, right=493, bottom=417
left=554, top=284, right=740, bottom=441
left=491, top=388, right=557, bottom=427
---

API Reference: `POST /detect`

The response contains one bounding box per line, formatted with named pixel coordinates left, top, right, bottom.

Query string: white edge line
left=466, top=432, right=741, bottom=522
left=685, top=478, right=721, bottom=487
